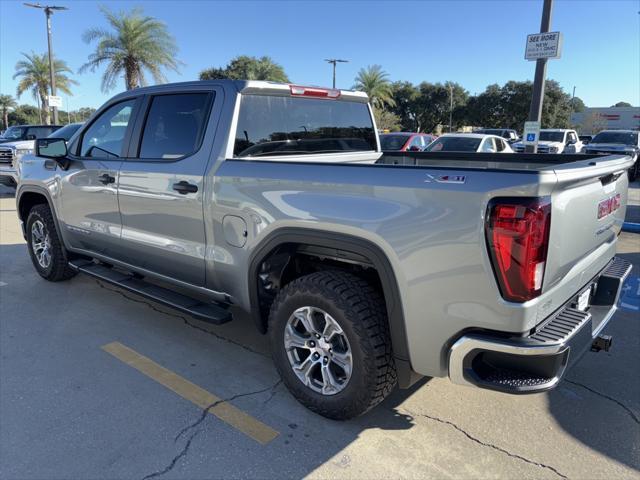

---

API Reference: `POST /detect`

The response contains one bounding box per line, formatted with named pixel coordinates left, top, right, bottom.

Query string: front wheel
left=268, top=271, right=397, bottom=420
left=26, top=204, right=77, bottom=281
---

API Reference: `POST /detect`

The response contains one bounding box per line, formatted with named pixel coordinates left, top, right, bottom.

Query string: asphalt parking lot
left=0, top=183, right=638, bottom=480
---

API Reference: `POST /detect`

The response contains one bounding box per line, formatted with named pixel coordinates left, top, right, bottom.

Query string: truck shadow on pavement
left=547, top=250, right=640, bottom=472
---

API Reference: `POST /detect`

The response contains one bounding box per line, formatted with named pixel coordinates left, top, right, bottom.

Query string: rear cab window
left=233, top=95, right=376, bottom=158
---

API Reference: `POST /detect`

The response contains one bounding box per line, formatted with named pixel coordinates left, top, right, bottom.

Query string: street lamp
left=24, top=2, right=68, bottom=125
left=324, top=59, right=349, bottom=89
left=448, top=83, right=453, bottom=133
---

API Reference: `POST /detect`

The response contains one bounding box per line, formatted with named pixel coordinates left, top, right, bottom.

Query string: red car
left=379, top=132, right=437, bottom=151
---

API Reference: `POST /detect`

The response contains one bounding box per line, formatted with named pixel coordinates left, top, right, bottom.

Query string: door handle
left=172, top=181, right=198, bottom=194
left=98, top=173, right=115, bottom=185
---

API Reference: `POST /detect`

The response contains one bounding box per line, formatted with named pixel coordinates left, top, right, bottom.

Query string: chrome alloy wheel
left=284, top=306, right=353, bottom=395
left=31, top=220, right=52, bottom=269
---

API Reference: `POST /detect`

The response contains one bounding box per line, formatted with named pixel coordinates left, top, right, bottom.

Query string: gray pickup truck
left=17, top=80, right=633, bottom=419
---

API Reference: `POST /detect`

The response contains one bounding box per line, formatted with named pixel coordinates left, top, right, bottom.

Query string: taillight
left=290, top=85, right=341, bottom=99
left=485, top=197, right=551, bottom=302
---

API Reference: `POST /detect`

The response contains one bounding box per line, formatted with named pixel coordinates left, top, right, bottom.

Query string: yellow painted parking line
left=102, top=341, right=279, bottom=445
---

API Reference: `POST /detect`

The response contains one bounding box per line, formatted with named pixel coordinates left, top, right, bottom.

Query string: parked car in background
left=512, top=129, right=583, bottom=154
left=424, top=133, right=513, bottom=153
left=579, top=135, right=594, bottom=145
left=0, top=124, right=62, bottom=144
left=583, top=130, right=640, bottom=181
left=474, top=128, right=520, bottom=144
left=0, top=123, right=83, bottom=187
left=379, top=132, right=437, bottom=151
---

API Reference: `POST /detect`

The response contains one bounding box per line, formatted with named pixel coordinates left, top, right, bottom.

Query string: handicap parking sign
left=619, top=275, right=640, bottom=312
left=526, top=133, right=536, bottom=142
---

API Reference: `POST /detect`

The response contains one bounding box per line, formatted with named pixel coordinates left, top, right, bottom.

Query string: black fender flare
left=248, top=227, right=419, bottom=387
left=16, top=185, right=65, bottom=244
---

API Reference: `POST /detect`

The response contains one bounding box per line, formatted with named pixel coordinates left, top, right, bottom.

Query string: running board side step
left=69, top=260, right=232, bottom=325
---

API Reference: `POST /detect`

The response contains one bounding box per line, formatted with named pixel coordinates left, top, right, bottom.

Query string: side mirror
left=26, top=134, right=36, bottom=140
left=36, top=138, right=70, bottom=169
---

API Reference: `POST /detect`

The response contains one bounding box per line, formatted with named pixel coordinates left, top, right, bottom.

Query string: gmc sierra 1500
left=17, top=80, right=633, bottom=419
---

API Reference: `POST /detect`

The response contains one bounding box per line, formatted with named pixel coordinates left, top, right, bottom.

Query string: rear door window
left=481, top=138, right=496, bottom=152
left=138, top=93, right=212, bottom=160
left=234, top=95, right=376, bottom=157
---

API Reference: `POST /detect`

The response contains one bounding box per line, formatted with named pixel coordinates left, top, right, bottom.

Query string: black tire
left=26, top=204, right=76, bottom=282
left=268, top=271, right=397, bottom=420
left=629, top=159, right=639, bottom=183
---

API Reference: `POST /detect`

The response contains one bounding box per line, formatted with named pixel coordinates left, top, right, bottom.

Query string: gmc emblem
left=597, top=194, right=621, bottom=219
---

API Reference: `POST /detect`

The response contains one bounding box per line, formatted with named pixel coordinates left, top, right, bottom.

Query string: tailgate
left=543, top=154, right=633, bottom=291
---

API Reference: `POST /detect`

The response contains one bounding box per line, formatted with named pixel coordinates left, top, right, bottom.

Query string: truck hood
left=512, top=140, right=563, bottom=149
left=0, top=139, right=35, bottom=150
left=584, top=143, right=637, bottom=152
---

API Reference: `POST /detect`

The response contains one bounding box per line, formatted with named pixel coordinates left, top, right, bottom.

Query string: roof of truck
left=108, top=80, right=370, bottom=103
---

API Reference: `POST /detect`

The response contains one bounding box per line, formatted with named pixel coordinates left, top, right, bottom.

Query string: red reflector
left=290, top=85, right=340, bottom=99
left=486, top=197, right=551, bottom=302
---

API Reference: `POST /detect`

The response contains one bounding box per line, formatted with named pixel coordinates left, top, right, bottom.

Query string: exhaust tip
left=591, top=334, right=613, bottom=353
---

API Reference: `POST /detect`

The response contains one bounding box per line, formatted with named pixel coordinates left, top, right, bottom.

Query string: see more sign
left=525, top=31, right=563, bottom=60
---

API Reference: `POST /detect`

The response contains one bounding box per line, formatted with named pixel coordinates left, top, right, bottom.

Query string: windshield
left=539, top=131, right=565, bottom=142
left=424, top=136, right=482, bottom=152
left=1, top=126, right=25, bottom=140
left=591, top=131, right=638, bottom=145
left=234, top=95, right=376, bottom=157
left=49, top=123, right=82, bottom=141
left=380, top=134, right=410, bottom=150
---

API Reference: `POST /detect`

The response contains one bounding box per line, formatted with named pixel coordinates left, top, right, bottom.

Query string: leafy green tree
left=389, top=81, right=421, bottom=131
left=373, top=107, right=401, bottom=132
left=80, top=6, right=181, bottom=92
left=462, top=80, right=574, bottom=130
left=410, top=82, right=468, bottom=133
left=0, top=94, right=17, bottom=130
left=353, top=65, right=395, bottom=110
left=8, top=104, right=41, bottom=126
left=199, top=55, right=289, bottom=82
left=13, top=52, right=76, bottom=125
left=612, top=101, right=632, bottom=107
left=571, top=96, right=586, bottom=112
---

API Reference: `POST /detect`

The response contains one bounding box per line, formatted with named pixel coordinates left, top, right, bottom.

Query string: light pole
left=324, top=59, right=349, bottom=89
left=24, top=3, right=68, bottom=125
left=449, top=83, right=453, bottom=132
left=525, top=0, right=553, bottom=153
left=569, top=85, right=576, bottom=123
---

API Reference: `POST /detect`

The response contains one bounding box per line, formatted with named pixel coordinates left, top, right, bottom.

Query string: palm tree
left=13, top=52, right=76, bottom=125
left=80, top=6, right=181, bottom=92
left=251, top=56, right=289, bottom=82
left=0, top=95, right=17, bottom=130
left=353, top=65, right=395, bottom=110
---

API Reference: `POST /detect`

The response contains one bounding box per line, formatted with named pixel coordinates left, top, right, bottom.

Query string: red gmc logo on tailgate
left=597, top=194, right=621, bottom=219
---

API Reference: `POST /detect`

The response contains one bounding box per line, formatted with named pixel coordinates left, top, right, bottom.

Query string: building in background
left=572, top=107, right=640, bottom=134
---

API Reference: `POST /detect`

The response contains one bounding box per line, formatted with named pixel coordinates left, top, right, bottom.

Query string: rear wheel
left=26, top=204, right=76, bottom=281
left=268, top=271, right=397, bottom=419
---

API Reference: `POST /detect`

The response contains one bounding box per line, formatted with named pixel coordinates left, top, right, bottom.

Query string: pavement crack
left=401, top=408, right=568, bottom=479
left=173, top=379, right=282, bottom=443
left=141, top=430, right=201, bottom=480
left=565, top=379, right=640, bottom=425
left=94, top=280, right=269, bottom=357
left=141, top=380, right=281, bottom=480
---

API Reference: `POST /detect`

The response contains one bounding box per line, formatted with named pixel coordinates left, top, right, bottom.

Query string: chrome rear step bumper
left=448, top=256, right=632, bottom=394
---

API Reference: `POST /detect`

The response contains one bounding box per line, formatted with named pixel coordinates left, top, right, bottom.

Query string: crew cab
left=513, top=129, right=583, bottom=154
left=17, top=80, right=632, bottom=419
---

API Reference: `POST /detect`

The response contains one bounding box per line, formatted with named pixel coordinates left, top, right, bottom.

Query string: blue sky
left=1, top=0, right=638, bottom=110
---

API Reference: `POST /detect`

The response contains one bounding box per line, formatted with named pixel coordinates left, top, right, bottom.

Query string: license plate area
left=576, top=286, right=593, bottom=312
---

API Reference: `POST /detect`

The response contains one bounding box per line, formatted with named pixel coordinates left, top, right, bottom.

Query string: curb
left=622, top=222, right=640, bottom=233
